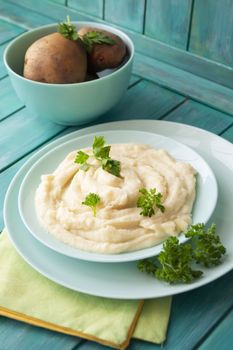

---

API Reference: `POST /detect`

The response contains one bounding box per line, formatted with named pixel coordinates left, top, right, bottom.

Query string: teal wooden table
left=1, top=1, right=233, bottom=349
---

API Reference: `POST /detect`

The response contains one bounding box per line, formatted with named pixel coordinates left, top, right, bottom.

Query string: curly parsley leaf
left=81, top=31, right=116, bottom=53
left=138, top=223, right=226, bottom=284
left=156, top=237, right=203, bottom=283
left=185, top=223, right=226, bottom=267
left=138, top=237, right=202, bottom=284
left=58, top=16, right=78, bottom=40
left=82, top=193, right=101, bottom=216
left=137, top=188, right=165, bottom=217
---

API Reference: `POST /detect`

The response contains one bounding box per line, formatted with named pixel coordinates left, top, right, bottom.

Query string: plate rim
left=18, top=128, right=218, bottom=262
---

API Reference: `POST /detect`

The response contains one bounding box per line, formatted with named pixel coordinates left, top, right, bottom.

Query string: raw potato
left=24, top=33, right=87, bottom=84
left=78, top=27, right=126, bottom=72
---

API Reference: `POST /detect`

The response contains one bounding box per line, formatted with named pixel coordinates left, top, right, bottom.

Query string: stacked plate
left=4, top=120, right=233, bottom=299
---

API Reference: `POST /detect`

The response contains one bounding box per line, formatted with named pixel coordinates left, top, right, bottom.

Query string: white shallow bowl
left=18, top=129, right=218, bottom=263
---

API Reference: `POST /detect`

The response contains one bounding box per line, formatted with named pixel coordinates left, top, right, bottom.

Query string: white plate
left=18, top=129, right=217, bottom=262
left=3, top=120, right=233, bottom=299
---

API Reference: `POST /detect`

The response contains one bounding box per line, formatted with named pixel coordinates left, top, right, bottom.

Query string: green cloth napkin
left=0, top=230, right=171, bottom=349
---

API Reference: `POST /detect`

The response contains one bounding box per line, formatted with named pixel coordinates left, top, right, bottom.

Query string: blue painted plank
left=0, top=1, right=53, bottom=30
left=133, top=53, right=233, bottom=116
left=0, top=317, right=80, bottom=350
left=9, top=0, right=233, bottom=89
left=0, top=156, right=30, bottom=230
left=221, top=126, right=233, bottom=143
left=145, top=0, right=193, bottom=49
left=0, top=107, right=65, bottom=172
left=104, top=0, right=145, bottom=33
left=0, top=126, right=79, bottom=230
left=77, top=342, right=111, bottom=350
left=8, top=0, right=98, bottom=23
left=0, top=77, right=24, bottom=120
left=0, top=18, right=25, bottom=44
left=163, top=99, right=233, bottom=134
left=198, top=309, right=233, bottom=350
left=68, top=0, right=103, bottom=19
left=163, top=271, right=233, bottom=350
left=189, top=0, right=233, bottom=67
left=50, top=0, right=66, bottom=4
left=129, top=74, right=141, bottom=87
left=97, top=79, right=185, bottom=122
left=0, top=42, right=9, bottom=79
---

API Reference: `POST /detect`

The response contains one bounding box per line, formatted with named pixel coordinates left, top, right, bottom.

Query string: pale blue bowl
left=4, top=22, right=134, bottom=125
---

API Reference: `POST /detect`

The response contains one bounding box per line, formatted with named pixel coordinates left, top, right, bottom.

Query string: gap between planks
left=192, top=302, right=233, bottom=350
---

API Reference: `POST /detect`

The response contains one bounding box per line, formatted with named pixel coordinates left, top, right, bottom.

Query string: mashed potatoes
left=35, top=144, right=196, bottom=254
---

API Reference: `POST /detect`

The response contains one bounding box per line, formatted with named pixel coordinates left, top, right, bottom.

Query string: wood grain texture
left=162, top=99, right=233, bottom=134
left=0, top=107, right=64, bottom=172
left=50, top=0, right=66, bottom=4
left=198, top=309, right=233, bottom=350
left=8, top=0, right=98, bottom=22
left=0, top=125, right=77, bottom=230
left=0, top=18, right=25, bottom=44
left=0, top=77, right=24, bottom=120
left=0, top=42, right=9, bottom=79
left=133, top=53, right=233, bottom=116
left=126, top=273, right=233, bottom=350
left=0, top=1, right=53, bottom=30
left=189, top=0, right=233, bottom=67
left=77, top=342, right=112, bottom=350
left=129, top=74, right=141, bottom=87
left=221, top=126, right=233, bottom=143
left=145, top=0, right=193, bottom=49
left=163, top=271, right=233, bottom=350
left=97, top=79, right=185, bottom=122
left=68, top=0, right=103, bottom=18
left=0, top=317, right=80, bottom=350
left=130, top=35, right=233, bottom=90
left=104, top=0, right=145, bottom=33
left=8, top=0, right=233, bottom=89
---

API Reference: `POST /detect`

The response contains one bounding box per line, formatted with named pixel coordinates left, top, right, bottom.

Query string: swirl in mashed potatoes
left=35, top=144, right=196, bottom=254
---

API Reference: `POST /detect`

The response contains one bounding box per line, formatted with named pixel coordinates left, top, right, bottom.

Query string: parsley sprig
left=81, top=31, right=116, bottom=53
left=58, top=16, right=78, bottom=40
left=138, top=223, right=226, bottom=284
left=186, top=223, right=226, bottom=267
left=75, top=151, right=89, bottom=171
left=137, top=188, right=165, bottom=217
left=82, top=193, right=101, bottom=216
left=74, top=136, right=121, bottom=178
left=57, top=17, right=115, bottom=51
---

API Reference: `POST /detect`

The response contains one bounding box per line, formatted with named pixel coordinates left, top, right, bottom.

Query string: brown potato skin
left=78, top=27, right=126, bottom=72
left=23, top=33, right=87, bottom=84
